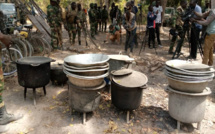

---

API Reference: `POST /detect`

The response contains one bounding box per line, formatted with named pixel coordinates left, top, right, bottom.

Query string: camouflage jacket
left=171, top=6, right=185, bottom=29
left=101, top=9, right=108, bottom=20
left=47, top=5, right=62, bottom=27
left=77, top=10, right=86, bottom=23
left=97, top=9, right=102, bottom=20
left=88, top=8, right=96, bottom=23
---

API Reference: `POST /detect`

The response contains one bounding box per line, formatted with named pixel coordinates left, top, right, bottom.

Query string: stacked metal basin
left=164, top=60, right=213, bottom=130
left=63, top=54, right=109, bottom=88
left=165, top=60, right=214, bottom=93
left=63, top=54, right=109, bottom=114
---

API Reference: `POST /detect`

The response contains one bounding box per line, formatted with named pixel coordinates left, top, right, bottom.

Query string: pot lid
left=166, top=86, right=212, bottom=96
left=112, top=71, right=148, bottom=88
left=111, top=69, right=133, bottom=76
left=17, top=56, right=53, bottom=64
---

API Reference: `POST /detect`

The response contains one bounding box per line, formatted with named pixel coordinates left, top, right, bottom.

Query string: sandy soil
left=2, top=27, right=215, bottom=134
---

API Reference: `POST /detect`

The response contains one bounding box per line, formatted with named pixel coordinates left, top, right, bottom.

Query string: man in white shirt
left=153, top=0, right=163, bottom=47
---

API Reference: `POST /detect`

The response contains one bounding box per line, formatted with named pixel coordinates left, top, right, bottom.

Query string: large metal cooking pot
left=111, top=70, right=148, bottom=110
left=166, top=87, right=211, bottom=123
left=16, top=56, right=54, bottom=88
left=64, top=54, right=109, bottom=67
left=68, top=81, right=106, bottom=112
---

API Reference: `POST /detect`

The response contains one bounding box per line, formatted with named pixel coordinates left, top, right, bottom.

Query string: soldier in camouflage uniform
left=168, top=0, right=188, bottom=55
left=115, top=6, right=122, bottom=28
left=0, top=33, right=23, bottom=133
left=88, top=3, right=96, bottom=39
left=94, top=3, right=99, bottom=35
left=66, top=2, right=81, bottom=45
left=101, top=5, right=108, bottom=32
left=97, top=6, right=102, bottom=32
left=77, top=3, right=87, bottom=45
left=47, top=0, right=62, bottom=49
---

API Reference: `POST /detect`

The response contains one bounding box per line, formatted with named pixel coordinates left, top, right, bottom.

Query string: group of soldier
left=88, top=3, right=109, bottom=39
left=47, top=0, right=111, bottom=49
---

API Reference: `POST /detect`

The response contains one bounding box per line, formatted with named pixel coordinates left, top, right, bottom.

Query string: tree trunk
left=160, top=0, right=167, bottom=33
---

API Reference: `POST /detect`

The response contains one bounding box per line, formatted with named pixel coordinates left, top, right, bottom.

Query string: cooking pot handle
left=51, top=59, right=56, bottom=62
left=140, top=84, right=147, bottom=89
left=30, top=64, right=40, bottom=67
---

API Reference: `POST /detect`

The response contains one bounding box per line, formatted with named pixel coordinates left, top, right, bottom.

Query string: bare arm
left=195, top=11, right=215, bottom=26
left=194, top=11, right=210, bottom=18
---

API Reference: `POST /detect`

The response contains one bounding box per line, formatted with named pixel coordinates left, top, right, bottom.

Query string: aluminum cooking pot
left=16, top=56, right=55, bottom=88
left=165, top=87, right=211, bottom=123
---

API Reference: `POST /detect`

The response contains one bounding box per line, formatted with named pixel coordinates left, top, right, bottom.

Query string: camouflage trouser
left=90, top=22, right=96, bottom=38
left=68, top=30, right=77, bottom=45
left=0, top=54, right=4, bottom=104
left=77, top=28, right=81, bottom=42
left=95, top=21, right=98, bottom=34
left=51, top=26, right=62, bottom=49
left=101, top=20, right=107, bottom=32
left=169, top=26, right=185, bottom=53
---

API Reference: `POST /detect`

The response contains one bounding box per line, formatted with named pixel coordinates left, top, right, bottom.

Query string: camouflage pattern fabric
left=101, top=8, right=108, bottom=32
left=0, top=53, right=4, bottom=104
left=168, top=6, right=186, bottom=53
left=47, top=5, right=62, bottom=49
left=66, top=9, right=79, bottom=45
left=88, top=4, right=96, bottom=38
left=77, top=10, right=86, bottom=42
left=94, top=5, right=99, bottom=34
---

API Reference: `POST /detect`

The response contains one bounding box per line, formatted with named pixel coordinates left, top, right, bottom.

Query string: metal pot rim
left=64, top=54, right=109, bottom=66
left=17, top=56, right=54, bottom=65
left=166, top=75, right=212, bottom=83
left=63, top=65, right=109, bottom=72
left=63, top=69, right=109, bottom=80
left=165, top=86, right=212, bottom=96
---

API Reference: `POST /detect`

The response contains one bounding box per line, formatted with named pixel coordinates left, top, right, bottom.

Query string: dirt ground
left=2, top=26, right=215, bottom=134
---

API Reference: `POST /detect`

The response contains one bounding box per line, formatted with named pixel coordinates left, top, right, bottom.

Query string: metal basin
left=166, top=76, right=210, bottom=93
left=64, top=54, right=109, bottom=67
left=166, top=87, right=211, bottom=123
left=68, top=81, right=106, bottom=113
left=63, top=65, right=109, bottom=76
left=64, top=69, right=109, bottom=88
left=166, top=60, right=211, bottom=71
left=165, top=70, right=214, bottom=81
left=108, top=55, right=134, bottom=73
left=64, top=62, right=109, bottom=70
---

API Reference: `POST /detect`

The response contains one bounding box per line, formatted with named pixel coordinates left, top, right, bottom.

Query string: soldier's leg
left=78, top=29, right=81, bottom=45
left=51, top=28, right=58, bottom=49
left=58, top=27, right=63, bottom=48
left=105, top=21, right=107, bottom=32
left=72, top=30, right=77, bottom=45
left=90, top=23, right=95, bottom=38
left=0, top=58, right=4, bottom=106
left=102, top=21, right=104, bottom=32
left=95, top=22, right=98, bottom=34
left=69, top=30, right=73, bottom=44
left=168, top=35, right=177, bottom=54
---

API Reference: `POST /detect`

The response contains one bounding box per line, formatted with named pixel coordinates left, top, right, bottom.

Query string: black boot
left=0, top=125, right=8, bottom=133
left=0, top=106, right=23, bottom=125
left=79, top=41, right=81, bottom=46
